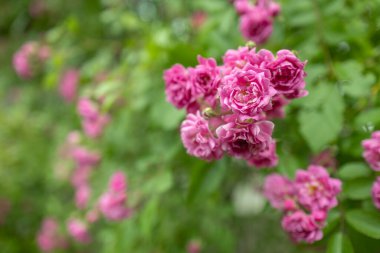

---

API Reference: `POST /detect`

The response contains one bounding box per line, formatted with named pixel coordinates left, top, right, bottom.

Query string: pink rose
left=220, top=64, right=276, bottom=117
left=265, top=95, right=289, bottom=119
left=263, top=173, right=296, bottom=210
left=295, top=165, right=341, bottom=212
left=71, top=147, right=100, bottom=167
left=281, top=210, right=325, bottom=244
left=67, top=219, right=91, bottom=243
left=362, top=131, right=380, bottom=171
left=75, top=184, right=91, bottom=210
left=267, top=50, right=307, bottom=98
left=247, top=140, right=278, bottom=168
left=37, top=218, right=67, bottom=252
left=239, top=7, right=273, bottom=45
left=164, top=64, right=193, bottom=109
left=59, top=69, right=80, bottom=103
left=181, top=112, right=223, bottom=161
left=372, top=177, right=380, bottom=210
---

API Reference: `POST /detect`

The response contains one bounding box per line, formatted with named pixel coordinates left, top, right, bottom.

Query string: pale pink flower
left=82, top=114, right=110, bottom=138
left=191, top=11, right=207, bottom=29
left=220, top=64, right=276, bottom=117
left=239, top=7, right=273, bottom=44
left=77, top=98, right=98, bottom=120
left=86, top=209, right=100, bottom=223
left=267, top=50, right=307, bottom=98
left=71, top=166, right=92, bottom=188
left=263, top=173, right=296, bottom=210
left=186, top=239, right=202, bottom=253
left=181, top=112, right=223, bottom=161
left=71, top=147, right=100, bottom=167
left=37, top=218, right=67, bottom=252
left=75, top=184, right=91, bottom=210
left=281, top=210, right=325, bottom=244
left=164, top=64, right=193, bottom=109
left=295, top=165, right=341, bottom=212
left=59, top=69, right=80, bottom=102
left=67, top=219, right=91, bottom=244
left=372, top=177, right=380, bottom=210
left=362, top=131, right=380, bottom=171
left=98, top=171, right=132, bottom=221
left=216, top=120, right=274, bottom=160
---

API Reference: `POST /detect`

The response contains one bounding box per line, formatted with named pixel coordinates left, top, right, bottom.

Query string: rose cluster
left=264, top=165, right=342, bottom=243
left=233, top=0, right=280, bottom=44
left=362, top=131, right=380, bottom=210
left=13, top=41, right=50, bottom=79
left=164, top=45, right=307, bottom=168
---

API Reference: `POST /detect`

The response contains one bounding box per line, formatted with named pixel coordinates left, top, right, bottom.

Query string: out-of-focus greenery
left=1, top=0, right=380, bottom=252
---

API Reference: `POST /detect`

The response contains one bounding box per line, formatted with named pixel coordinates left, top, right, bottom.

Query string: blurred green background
left=1, top=0, right=380, bottom=252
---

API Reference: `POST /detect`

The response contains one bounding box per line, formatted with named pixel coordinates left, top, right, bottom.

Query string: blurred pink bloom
left=29, top=0, right=47, bottom=17
left=310, top=148, right=337, bottom=170
left=263, top=173, right=296, bottom=210
left=281, top=210, right=325, bottom=244
left=75, top=184, right=91, bottom=210
left=295, top=165, right=341, bottom=212
left=239, top=7, right=273, bottom=44
left=98, top=171, right=132, bottom=221
left=362, top=131, right=380, bottom=171
left=0, top=198, right=11, bottom=225
left=37, top=218, right=67, bottom=252
left=86, top=209, right=100, bottom=223
left=67, top=219, right=91, bottom=244
left=71, top=147, right=100, bottom=167
left=71, top=166, right=93, bottom=188
left=191, top=11, right=207, bottom=29
left=180, top=112, right=223, bottom=161
left=372, top=177, right=380, bottom=210
left=59, top=69, right=80, bottom=103
left=186, top=239, right=202, bottom=253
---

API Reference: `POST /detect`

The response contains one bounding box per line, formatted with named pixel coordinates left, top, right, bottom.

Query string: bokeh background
left=1, top=0, right=380, bottom=252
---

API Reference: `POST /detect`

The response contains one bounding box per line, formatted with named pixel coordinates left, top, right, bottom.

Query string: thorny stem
left=311, top=0, right=336, bottom=80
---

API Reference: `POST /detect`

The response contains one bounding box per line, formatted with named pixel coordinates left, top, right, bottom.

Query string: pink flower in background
left=98, top=171, right=132, bottom=221
left=59, top=69, right=80, bottom=102
left=267, top=50, right=307, bottom=98
left=191, top=11, right=207, bottom=29
left=71, top=147, right=100, bottom=167
left=77, top=98, right=98, bottom=120
left=67, top=219, right=91, bottom=243
left=186, top=239, right=202, bottom=253
left=265, top=95, right=289, bottom=119
left=75, top=184, right=91, bottom=210
left=181, top=112, right=223, bottom=161
left=263, top=173, right=296, bottom=210
left=295, top=165, right=341, bottom=212
left=37, top=218, right=67, bottom=252
left=71, top=166, right=92, bottom=188
left=164, top=64, right=193, bottom=109
left=86, top=209, right=99, bottom=223
left=247, top=140, right=278, bottom=168
left=220, top=64, right=276, bottom=117
left=0, top=198, right=11, bottom=225
left=310, top=148, right=337, bottom=170
left=239, top=7, right=273, bottom=45
left=362, top=131, right=380, bottom=171
left=12, top=42, right=50, bottom=79
left=281, top=210, right=325, bottom=244
left=372, top=177, right=380, bottom=210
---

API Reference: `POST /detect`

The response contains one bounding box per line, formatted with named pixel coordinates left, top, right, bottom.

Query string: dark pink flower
left=59, top=69, right=80, bottom=103
left=37, top=218, right=67, bottom=252
left=295, top=165, right=341, bottom=212
left=267, top=50, right=307, bottom=98
left=247, top=140, right=278, bottom=168
left=216, top=120, right=274, bottom=160
left=372, top=177, right=380, bottom=210
left=281, top=210, right=325, bottom=244
left=220, top=64, right=276, bottom=117
left=362, top=131, right=380, bottom=171
left=98, top=171, right=132, bottom=221
left=181, top=112, right=222, bottom=161
left=164, top=64, right=193, bottom=109
left=240, top=7, right=273, bottom=45
left=67, top=219, right=91, bottom=244
left=265, top=95, right=289, bottom=119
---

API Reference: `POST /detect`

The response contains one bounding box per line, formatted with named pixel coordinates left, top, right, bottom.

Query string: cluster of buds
left=12, top=41, right=50, bottom=79
left=362, top=131, right=380, bottom=210
left=264, top=165, right=342, bottom=243
left=164, top=45, right=307, bottom=168
left=234, top=0, right=280, bottom=44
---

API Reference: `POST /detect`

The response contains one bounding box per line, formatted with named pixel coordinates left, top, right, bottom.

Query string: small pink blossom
left=267, top=50, right=307, bottom=98
left=220, top=64, right=276, bottom=117
left=216, top=120, right=274, bottom=160
left=37, top=218, right=67, bottom=252
left=372, top=177, right=380, bottom=210
left=281, top=210, right=325, bottom=244
left=71, top=147, right=100, bottom=167
left=247, top=140, right=278, bottom=168
left=59, top=69, right=80, bottom=102
left=98, top=171, right=132, bottom=221
left=71, top=166, right=92, bottom=188
left=86, top=209, right=100, bottom=223
left=181, top=112, right=223, bottom=161
left=67, top=219, right=91, bottom=244
left=362, top=131, right=380, bottom=171
left=263, top=173, right=296, bottom=210
left=239, top=7, right=273, bottom=45
left=295, top=165, right=341, bottom=212
left=191, top=11, right=207, bottom=29
left=186, top=239, right=202, bottom=253
left=75, top=184, right=91, bottom=210
left=77, top=98, right=98, bottom=120
left=164, top=64, right=193, bottom=109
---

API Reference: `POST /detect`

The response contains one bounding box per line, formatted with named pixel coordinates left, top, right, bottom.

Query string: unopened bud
left=202, top=107, right=217, bottom=118
left=246, top=41, right=256, bottom=50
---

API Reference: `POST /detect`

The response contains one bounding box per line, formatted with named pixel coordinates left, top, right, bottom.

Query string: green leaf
left=324, top=210, right=340, bottom=236
left=343, top=178, right=373, bottom=200
left=327, top=232, right=354, bottom=253
left=346, top=210, right=380, bottom=239
left=355, top=108, right=380, bottom=129
left=338, top=162, right=372, bottom=180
